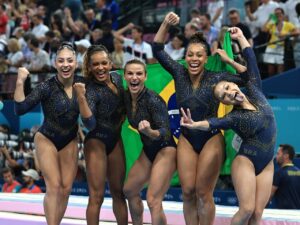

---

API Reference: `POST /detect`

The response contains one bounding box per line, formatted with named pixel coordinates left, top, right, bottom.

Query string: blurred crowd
left=0, top=0, right=299, bottom=99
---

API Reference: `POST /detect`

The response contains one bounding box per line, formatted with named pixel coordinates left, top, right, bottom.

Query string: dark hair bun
left=189, top=32, right=211, bottom=56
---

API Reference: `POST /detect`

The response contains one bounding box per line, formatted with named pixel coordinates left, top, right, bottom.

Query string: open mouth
left=234, top=92, right=244, bottom=102
left=129, top=81, right=140, bottom=90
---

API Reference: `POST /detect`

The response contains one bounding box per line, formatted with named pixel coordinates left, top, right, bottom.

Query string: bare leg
left=57, top=139, right=79, bottom=222
left=248, top=160, right=274, bottom=225
left=267, top=64, right=275, bottom=77
left=123, top=151, right=151, bottom=225
left=146, top=147, right=176, bottom=225
left=196, top=133, right=224, bottom=225
left=177, top=135, right=198, bottom=225
left=34, top=133, right=62, bottom=225
left=107, top=139, right=128, bottom=225
left=277, top=64, right=284, bottom=74
left=230, top=156, right=256, bottom=225
left=34, top=132, right=77, bottom=225
left=84, top=139, right=107, bottom=225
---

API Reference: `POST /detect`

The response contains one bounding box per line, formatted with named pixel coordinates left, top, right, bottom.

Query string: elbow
left=82, top=116, right=96, bottom=131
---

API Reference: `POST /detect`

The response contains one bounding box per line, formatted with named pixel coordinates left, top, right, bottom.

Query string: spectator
left=1, top=167, right=21, bottom=193
left=270, top=144, right=300, bottom=209
left=111, top=38, right=124, bottom=69
left=5, top=38, right=24, bottom=73
left=31, top=14, right=49, bottom=46
left=189, top=7, right=201, bottom=20
left=164, top=33, right=185, bottom=60
left=64, top=0, right=83, bottom=21
left=114, top=23, right=155, bottom=65
left=90, top=28, right=103, bottom=45
left=83, top=8, right=102, bottom=31
left=95, top=21, right=114, bottom=52
left=102, top=0, right=120, bottom=30
left=207, top=0, right=224, bottom=30
left=0, top=4, right=8, bottom=38
left=228, top=8, right=253, bottom=47
left=199, top=13, right=219, bottom=50
left=25, top=36, right=50, bottom=73
left=293, top=2, right=300, bottom=67
left=184, top=22, right=198, bottom=41
left=246, top=0, right=279, bottom=48
left=75, top=39, right=91, bottom=70
left=95, top=0, right=112, bottom=26
left=20, top=168, right=42, bottom=193
left=262, top=7, right=298, bottom=76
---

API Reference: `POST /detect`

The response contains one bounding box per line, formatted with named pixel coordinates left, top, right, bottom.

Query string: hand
left=138, top=120, right=152, bottom=136
left=73, top=83, right=86, bottom=97
left=228, top=27, right=244, bottom=40
left=180, top=108, right=196, bottom=129
left=64, top=7, right=71, bottom=18
left=164, top=12, right=180, bottom=26
left=17, top=67, right=30, bottom=83
left=215, top=49, right=230, bottom=63
left=127, top=22, right=135, bottom=29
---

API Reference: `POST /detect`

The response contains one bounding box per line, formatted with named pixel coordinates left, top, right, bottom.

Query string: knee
left=89, top=191, right=105, bottom=206
left=61, top=185, right=72, bottom=197
left=146, top=193, right=162, bottom=211
left=110, top=188, right=125, bottom=201
left=196, top=188, right=212, bottom=203
left=46, top=181, right=63, bottom=196
left=251, top=209, right=264, bottom=221
left=239, top=206, right=255, bottom=220
left=123, top=185, right=134, bottom=199
left=182, top=186, right=196, bottom=202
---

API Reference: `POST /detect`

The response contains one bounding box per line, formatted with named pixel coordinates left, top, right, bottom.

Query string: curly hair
left=82, top=44, right=111, bottom=79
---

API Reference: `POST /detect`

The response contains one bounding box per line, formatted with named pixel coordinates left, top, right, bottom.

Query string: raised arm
left=113, top=23, right=135, bottom=42
left=14, top=67, right=45, bottom=115
left=229, top=27, right=261, bottom=89
left=154, top=12, right=179, bottom=43
left=215, top=49, right=247, bottom=74
left=153, top=12, right=184, bottom=78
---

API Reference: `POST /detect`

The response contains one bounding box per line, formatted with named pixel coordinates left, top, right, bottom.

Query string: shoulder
left=146, top=89, right=165, bottom=105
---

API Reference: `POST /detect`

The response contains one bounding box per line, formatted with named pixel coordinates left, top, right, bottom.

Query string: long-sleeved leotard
left=15, top=75, right=95, bottom=150
left=207, top=47, right=277, bottom=175
left=124, top=87, right=176, bottom=162
left=85, top=72, right=125, bottom=154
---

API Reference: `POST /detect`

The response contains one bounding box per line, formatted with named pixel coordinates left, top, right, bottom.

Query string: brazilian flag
left=119, top=62, right=180, bottom=185
left=119, top=32, right=240, bottom=186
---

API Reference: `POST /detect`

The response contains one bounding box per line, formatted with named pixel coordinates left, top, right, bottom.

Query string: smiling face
left=185, top=43, right=207, bottom=76
left=55, top=48, right=77, bottom=80
left=89, top=51, right=112, bottom=83
left=214, top=81, right=245, bottom=105
left=124, top=62, right=146, bottom=97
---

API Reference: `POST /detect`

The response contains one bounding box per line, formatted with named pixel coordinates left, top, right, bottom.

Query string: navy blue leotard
left=124, top=87, right=176, bottom=162
left=85, top=72, right=125, bottom=155
left=207, top=47, right=277, bottom=175
left=15, top=75, right=95, bottom=151
left=153, top=42, right=243, bottom=153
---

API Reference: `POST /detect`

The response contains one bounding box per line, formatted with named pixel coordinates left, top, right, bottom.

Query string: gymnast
left=122, top=59, right=176, bottom=225
left=153, top=12, right=247, bottom=225
left=82, top=45, right=128, bottom=225
left=14, top=42, right=95, bottom=225
left=181, top=27, right=276, bottom=225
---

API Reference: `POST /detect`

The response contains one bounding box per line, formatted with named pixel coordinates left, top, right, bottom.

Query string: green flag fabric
left=120, top=32, right=240, bottom=185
